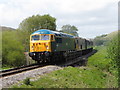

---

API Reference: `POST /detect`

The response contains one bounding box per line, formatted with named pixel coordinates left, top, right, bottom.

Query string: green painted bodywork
left=51, top=36, right=75, bottom=52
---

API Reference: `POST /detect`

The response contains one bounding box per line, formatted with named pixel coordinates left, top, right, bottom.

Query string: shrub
left=2, top=30, right=26, bottom=67
left=107, top=32, right=120, bottom=68
left=107, top=31, right=120, bottom=87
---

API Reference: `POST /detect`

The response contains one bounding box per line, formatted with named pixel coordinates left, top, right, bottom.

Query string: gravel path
left=1, top=65, right=62, bottom=88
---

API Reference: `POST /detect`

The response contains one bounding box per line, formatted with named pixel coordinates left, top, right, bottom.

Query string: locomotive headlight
left=46, top=45, right=49, bottom=49
left=33, top=53, right=35, bottom=55
left=31, top=46, right=34, bottom=50
left=29, top=52, right=35, bottom=57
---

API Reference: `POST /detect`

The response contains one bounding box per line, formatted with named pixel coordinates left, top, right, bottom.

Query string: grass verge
left=12, top=46, right=118, bottom=88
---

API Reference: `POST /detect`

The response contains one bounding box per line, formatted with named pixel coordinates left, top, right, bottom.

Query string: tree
left=2, top=30, right=26, bottom=67
left=93, top=34, right=108, bottom=46
left=18, top=14, right=56, bottom=51
left=19, top=14, right=56, bottom=32
left=107, top=35, right=119, bottom=66
left=107, top=31, right=120, bottom=86
left=60, top=24, right=78, bottom=36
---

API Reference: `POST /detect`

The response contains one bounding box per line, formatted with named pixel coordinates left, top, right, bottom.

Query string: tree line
left=107, top=31, right=120, bottom=86
left=2, top=14, right=79, bottom=67
left=2, top=30, right=26, bottom=67
left=2, top=14, right=120, bottom=80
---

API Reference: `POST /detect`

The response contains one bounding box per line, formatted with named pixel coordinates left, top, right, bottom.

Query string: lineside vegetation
left=2, top=30, right=26, bottom=67
left=12, top=46, right=118, bottom=88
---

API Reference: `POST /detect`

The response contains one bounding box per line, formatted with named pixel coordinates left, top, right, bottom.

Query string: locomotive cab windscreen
left=31, top=35, right=40, bottom=41
left=31, top=34, right=55, bottom=41
left=31, top=34, right=50, bottom=41
left=30, top=34, right=55, bottom=52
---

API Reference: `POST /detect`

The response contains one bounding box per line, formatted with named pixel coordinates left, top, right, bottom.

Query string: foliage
left=105, top=30, right=119, bottom=40
left=12, top=66, right=117, bottom=88
left=93, top=30, right=119, bottom=46
left=16, top=30, right=30, bottom=51
left=18, top=14, right=56, bottom=51
left=60, top=24, right=78, bottom=36
left=107, top=32, right=120, bottom=68
left=23, top=77, right=31, bottom=85
left=19, top=14, right=56, bottom=33
left=107, top=31, right=120, bottom=86
left=10, top=29, right=119, bottom=88
left=0, top=66, right=13, bottom=70
left=88, top=46, right=117, bottom=75
left=88, top=46, right=118, bottom=87
left=2, top=30, right=26, bottom=67
left=93, top=34, right=108, bottom=46
left=12, top=46, right=118, bottom=88
left=88, top=46, right=110, bottom=70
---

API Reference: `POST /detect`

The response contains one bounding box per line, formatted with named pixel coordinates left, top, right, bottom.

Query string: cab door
left=50, top=35, right=56, bottom=52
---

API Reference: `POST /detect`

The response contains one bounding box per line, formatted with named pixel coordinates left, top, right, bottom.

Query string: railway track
left=1, top=50, right=97, bottom=88
left=0, top=63, right=48, bottom=78
left=1, top=50, right=96, bottom=78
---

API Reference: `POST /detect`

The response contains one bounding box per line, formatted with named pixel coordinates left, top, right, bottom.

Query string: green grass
left=0, top=65, right=14, bottom=70
left=12, top=66, right=117, bottom=88
left=88, top=46, right=118, bottom=76
left=11, top=46, right=118, bottom=88
left=12, top=66, right=108, bottom=88
left=88, top=46, right=111, bottom=71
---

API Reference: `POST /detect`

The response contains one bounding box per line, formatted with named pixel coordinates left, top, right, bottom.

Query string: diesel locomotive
left=29, top=29, right=93, bottom=63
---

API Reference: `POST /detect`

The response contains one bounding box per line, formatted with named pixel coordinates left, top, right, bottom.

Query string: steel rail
left=0, top=63, right=47, bottom=78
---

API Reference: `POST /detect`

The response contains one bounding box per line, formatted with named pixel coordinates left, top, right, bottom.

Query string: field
left=12, top=46, right=118, bottom=88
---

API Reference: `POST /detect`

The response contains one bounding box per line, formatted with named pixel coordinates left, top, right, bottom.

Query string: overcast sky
left=0, top=0, right=119, bottom=38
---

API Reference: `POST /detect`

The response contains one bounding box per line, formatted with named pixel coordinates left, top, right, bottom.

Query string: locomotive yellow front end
left=29, top=29, right=55, bottom=63
left=30, top=34, right=51, bottom=52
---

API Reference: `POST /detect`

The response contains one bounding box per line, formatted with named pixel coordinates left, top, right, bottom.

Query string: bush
left=107, top=32, right=120, bottom=68
left=107, top=31, right=120, bottom=87
left=2, top=30, right=26, bottom=67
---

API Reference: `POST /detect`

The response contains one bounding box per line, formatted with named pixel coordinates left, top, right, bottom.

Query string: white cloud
left=78, top=24, right=117, bottom=38
left=0, top=0, right=119, bottom=38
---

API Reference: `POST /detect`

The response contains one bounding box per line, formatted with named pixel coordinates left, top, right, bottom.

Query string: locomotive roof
left=31, top=29, right=74, bottom=38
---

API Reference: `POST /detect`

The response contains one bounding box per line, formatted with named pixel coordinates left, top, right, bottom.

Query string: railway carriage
left=75, top=38, right=93, bottom=55
left=29, top=29, right=93, bottom=63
